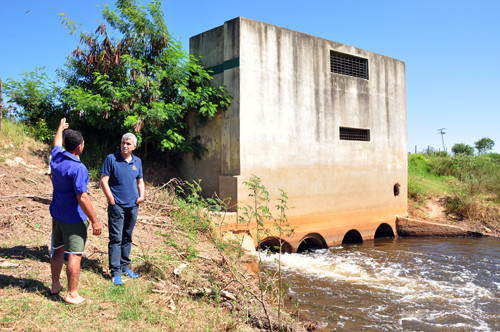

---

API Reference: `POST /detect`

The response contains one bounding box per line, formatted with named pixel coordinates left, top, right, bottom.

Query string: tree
left=474, top=137, right=495, bottom=155
left=452, top=143, right=474, bottom=156
left=4, top=68, right=66, bottom=142
left=4, top=68, right=63, bottom=125
left=59, top=0, right=230, bottom=156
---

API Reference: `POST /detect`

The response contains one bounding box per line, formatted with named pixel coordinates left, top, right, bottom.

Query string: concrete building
left=182, top=17, right=407, bottom=252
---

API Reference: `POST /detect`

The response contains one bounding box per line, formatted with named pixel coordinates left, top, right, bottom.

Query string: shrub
left=452, top=143, right=475, bottom=156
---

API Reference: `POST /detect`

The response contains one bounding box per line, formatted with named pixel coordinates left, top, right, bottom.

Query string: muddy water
left=261, top=237, right=500, bottom=331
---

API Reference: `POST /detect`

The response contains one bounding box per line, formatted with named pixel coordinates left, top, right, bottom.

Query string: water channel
left=261, top=237, right=500, bottom=331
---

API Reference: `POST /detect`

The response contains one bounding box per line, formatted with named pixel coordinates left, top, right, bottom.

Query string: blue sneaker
left=123, top=269, right=139, bottom=278
left=112, top=275, right=124, bottom=285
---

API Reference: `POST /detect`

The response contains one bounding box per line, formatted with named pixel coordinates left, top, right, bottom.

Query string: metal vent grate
left=339, top=127, right=370, bottom=141
left=330, top=51, right=368, bottom=79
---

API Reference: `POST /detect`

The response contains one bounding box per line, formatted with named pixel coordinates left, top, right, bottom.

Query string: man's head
left=120, top=133, right=137, bottom=158
left=63, top=129, right=84, bottom=153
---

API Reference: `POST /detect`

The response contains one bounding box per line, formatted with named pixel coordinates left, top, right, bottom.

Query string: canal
left=261, top=237, right=500, bottom=331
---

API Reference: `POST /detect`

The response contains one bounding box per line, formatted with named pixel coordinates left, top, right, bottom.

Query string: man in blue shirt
left=50, top=118, right=102, bottom=304
left=101, top=133, right=145, bottom=285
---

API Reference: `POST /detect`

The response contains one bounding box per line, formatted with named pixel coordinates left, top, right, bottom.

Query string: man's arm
left=76, top=192, right=102, bottom=236
left=136, top=178, right=145, bottom=204
left=54, top=118, right=69, bottom=147
left=100, top=175, right=116, bottom=205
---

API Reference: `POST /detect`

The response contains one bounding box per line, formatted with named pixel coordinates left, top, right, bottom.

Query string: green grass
left=408, top=154, right=456, bottom=201
left=0, top=119, right=31, bottom=148
left=409, top=153, right=500, bottom=225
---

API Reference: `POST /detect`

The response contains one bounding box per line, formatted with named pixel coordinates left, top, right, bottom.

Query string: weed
left=238, top=175, right=295, bottom=331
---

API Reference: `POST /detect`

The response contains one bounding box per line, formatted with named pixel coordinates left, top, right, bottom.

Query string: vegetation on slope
left=408, top=152, right=500, bottom=234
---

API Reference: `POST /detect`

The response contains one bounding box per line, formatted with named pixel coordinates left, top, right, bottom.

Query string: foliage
left=451, top=143, right=474, bottom=156
left=420, top=146, right=448, bottom=156
left=474, top=137, right=495, bottom=155
left=409, top=152, right=500, bottom=221
left=3, top=68, right=65, bottom=142
left=483, top=152, right=500, bottom=165
left=59, top=0, right=231, bottom=156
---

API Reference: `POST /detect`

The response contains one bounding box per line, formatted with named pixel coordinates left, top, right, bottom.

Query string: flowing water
left=261, top=237, right=500, bottom=331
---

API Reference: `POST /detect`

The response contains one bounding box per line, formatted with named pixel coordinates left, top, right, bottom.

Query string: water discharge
left=261, top=237, right=500, bottom=331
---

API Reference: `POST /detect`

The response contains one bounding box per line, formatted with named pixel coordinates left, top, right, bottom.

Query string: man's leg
left=108, top=204, right=125, bottom=280
left=121, top=205, right=138, bottom=275
left=50, top=246, right=65, bottom=294
left=64, top=253, right=85, bottom=304
left=51, top=219, right=65, bottom=294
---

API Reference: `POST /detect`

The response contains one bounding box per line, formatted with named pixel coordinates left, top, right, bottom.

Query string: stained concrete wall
left=184, top=17, right=407, bottom=251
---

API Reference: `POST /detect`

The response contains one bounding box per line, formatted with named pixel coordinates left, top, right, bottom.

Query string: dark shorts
left=52, top=219, right=89, bottom=254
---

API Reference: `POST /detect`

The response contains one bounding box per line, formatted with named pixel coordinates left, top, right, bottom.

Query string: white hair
left=121, top=133, right=137, bottom=146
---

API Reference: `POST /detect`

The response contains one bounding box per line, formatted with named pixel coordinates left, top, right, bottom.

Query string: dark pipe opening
left=258, top=238, right=292, bottom=254
left=296, top=233, right=327, bottom=253
left=374, top=223, right=395, bottom=239
left=342, top=229, right=363, bottom=245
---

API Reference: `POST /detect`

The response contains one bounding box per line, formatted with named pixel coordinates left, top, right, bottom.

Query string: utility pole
left=437, top=128, right=446, bottom=152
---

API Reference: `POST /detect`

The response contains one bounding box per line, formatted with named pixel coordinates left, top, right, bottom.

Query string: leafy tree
left=451, top=143, right=474, bottom=156
left=474, top=137, right=495, bottom=155
left=59, top=0, right=230, bottom=156
left=3, top=68, right=65, bottom=142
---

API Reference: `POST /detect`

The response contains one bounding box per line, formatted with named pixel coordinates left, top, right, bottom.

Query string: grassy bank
left=408, top=152, right=500, bottom=234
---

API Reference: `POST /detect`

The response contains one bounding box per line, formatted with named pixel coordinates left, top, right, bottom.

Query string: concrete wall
left=186, top=17, right=407, bottom=251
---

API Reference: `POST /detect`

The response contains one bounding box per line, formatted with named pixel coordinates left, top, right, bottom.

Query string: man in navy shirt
left=50, top=118, right=102, bottom=304
left=101, top=133, right=145, bottom=285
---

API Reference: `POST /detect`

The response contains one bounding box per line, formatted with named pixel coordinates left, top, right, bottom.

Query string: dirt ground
left=409, top=194, right=500, bottom=236
left=0, top=142, right=171, bottom=278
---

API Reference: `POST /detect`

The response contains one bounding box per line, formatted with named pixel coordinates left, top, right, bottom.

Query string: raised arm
left=54, top=118, right=69, bottom=147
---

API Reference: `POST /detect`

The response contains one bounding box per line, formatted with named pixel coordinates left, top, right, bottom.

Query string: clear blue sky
left=1, top=0, right=499, bottom=153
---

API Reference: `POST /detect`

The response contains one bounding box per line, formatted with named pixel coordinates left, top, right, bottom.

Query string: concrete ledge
left=396, top=216, right=484, bottom=237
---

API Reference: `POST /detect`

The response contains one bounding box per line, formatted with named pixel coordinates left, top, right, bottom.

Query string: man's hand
left=54, top=118, right=69, bottom=147
left=92, top=221, right=102, bottom=236
left=136, top=178, right=145, bottom=205
left=76, top=192, right=101, bottom=236
left=59, top=118, right=69, bottom=131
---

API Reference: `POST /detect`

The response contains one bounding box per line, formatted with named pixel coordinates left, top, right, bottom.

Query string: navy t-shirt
left=49, top=145, right=89, bottom=223
left=100, top=152, right=143, bottom=208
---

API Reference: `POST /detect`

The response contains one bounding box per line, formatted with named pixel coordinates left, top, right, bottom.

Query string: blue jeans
left=108, top=204, right=138, bottom=277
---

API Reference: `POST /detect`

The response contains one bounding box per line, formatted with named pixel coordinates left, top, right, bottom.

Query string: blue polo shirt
left=100, top=152, right=143, bottom=208
left=49, top=145, right=89, bottom=224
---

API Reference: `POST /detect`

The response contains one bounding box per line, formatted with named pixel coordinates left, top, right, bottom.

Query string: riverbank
left=407, top=195, right=500, bottom=237
left=396, top=216, right=495, bottom=237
